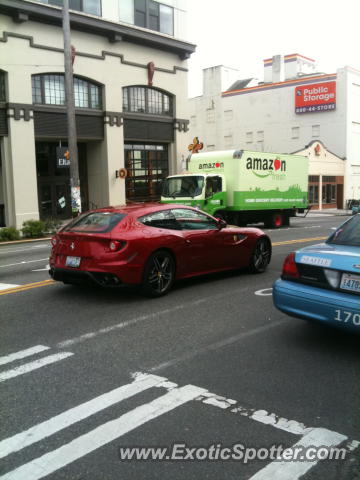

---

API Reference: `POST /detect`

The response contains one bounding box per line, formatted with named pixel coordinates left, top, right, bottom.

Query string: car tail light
left=282, top=252, right=300, bottom=279
left=109, top=240, right=126, bottom=252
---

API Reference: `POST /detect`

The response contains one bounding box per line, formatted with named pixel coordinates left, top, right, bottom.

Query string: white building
left=0, top=0, right=194, bottom=228
left=189, top=54, right=360, bottom=209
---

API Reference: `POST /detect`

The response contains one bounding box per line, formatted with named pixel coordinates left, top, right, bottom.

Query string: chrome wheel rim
left=253, top=240, right=271, bottom=270
left=148, top=255, right=173, bottom=293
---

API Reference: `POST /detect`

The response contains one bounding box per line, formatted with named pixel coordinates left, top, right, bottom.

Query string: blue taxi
left=273, top=214, right=360, bottom=332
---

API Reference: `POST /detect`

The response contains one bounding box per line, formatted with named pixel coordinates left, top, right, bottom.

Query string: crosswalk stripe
left=0, top=352, right=73, bottom=382
left=0, top=384, right=206, bottom=480
left=0, top=373, right=166, bottom=459
left=0, top=346, right=50, bottom=366
left=248, top=428, right=347, bottom=480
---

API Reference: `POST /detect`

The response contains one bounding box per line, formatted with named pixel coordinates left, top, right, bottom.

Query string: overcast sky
left=186, top=0, right=360, bottom=97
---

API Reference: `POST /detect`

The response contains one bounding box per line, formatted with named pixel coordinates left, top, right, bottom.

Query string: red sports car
left=49, top=204, right=271, bottom=296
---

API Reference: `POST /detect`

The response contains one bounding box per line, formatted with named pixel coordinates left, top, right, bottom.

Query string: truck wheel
left=249, top=238, right=271, bottom=273
left=265, top=213, right=283, bottom=228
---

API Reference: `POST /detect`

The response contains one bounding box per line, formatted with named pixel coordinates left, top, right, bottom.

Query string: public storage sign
left=295, top=81, right=336, bottom=114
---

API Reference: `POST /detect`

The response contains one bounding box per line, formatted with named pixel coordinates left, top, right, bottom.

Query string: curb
left=0, top=237, right=52, bottom=246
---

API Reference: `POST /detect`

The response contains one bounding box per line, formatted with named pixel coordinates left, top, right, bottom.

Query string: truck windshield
left=162, top=176, right=204, bottom=198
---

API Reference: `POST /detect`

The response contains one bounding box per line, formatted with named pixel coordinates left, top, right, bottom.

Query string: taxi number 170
left=334, top=309, right=360, bottom=326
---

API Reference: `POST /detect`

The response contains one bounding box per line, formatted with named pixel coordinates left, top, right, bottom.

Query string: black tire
left=265, top=212, right=283, bottom=228
left=248, top=238, right=271, bottom=273
left=142, top=250, right=175, bottom=297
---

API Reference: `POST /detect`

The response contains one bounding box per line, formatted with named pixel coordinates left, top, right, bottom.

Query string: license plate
left=65, top=256, right=81, bottom=268
left=340, top=273, right=360, bottom=293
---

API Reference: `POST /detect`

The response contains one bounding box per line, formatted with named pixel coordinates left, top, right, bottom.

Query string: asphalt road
left=0, top=214, right=359, bottom=480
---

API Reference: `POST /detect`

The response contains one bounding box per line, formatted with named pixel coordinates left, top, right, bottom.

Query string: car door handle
left=185, top=239, right=191, bottom=244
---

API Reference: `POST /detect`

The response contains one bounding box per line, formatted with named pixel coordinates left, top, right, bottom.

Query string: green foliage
left=44, top=217, right=63, bottom=234
left=0, top=227, right=20, bottom=241
left=21, top=219, right=46, bottom=238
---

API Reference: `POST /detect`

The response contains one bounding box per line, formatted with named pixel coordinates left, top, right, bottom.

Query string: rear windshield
left=327, top=215, right=360, bottom=246
left=63, top=212, right=127, bottom=233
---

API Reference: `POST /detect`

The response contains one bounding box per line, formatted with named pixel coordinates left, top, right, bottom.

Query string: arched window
left=122, top=86, right=172, bottom=116
left=32, top=74, right=102, bottom=109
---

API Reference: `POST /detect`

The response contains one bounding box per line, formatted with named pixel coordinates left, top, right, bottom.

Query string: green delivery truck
left=161, top=149, right=309, bottom=228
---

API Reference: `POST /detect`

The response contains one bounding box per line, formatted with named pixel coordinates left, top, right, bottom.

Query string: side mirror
left=217, top=218, right=227, bottom=229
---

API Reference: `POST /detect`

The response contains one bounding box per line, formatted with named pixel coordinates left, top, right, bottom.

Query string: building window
left=312, top=124, right=320, bottom=137
left=224, top=134, right=233, bottom=147
left=309, top=185, right=319, bottom=204
left=246, top=131, right=253, bottom=143
left=224, top=110, right=233, bottom=121
left=0, top=71, right=6, bottom=102
left=190, top=115, right=196, bottom=127
left=134, top=0, right=173, bottom=35
left=206, top=111, right=215, bottom=123
left=291, top=126, right=299, bottom=139
left=38, top=0, right=101, bottom=16
left=32, top=74, right=102, bottom=109
left=309, top=175, right=319, bottom=182
left=322, top=184, right=336, bottom=204
left=122, top=86, right=172, bottom=116
left=257, top=130, right=264, bottom=141
left=207, top=145, right=215, bottom=151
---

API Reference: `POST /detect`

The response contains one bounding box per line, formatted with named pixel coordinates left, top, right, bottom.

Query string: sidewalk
left=303, top=209, right=352, bottom=217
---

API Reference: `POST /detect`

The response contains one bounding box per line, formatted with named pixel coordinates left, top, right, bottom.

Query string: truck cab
left=161, top=174, right=226, bottom=217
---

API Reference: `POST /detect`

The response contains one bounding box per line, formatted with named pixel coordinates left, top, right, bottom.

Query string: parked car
left=273, top=214, right=360, bottom=331
left=351, top=200, right=359, bottom=215
left=49, top=203, right=271, bottom=296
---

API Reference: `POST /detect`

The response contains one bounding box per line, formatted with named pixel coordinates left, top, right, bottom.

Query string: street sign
left=56, top=147, right=70, bottom=168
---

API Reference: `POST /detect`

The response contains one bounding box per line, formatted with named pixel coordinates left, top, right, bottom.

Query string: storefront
left=35, top=142, right=89, bottom=220
left=295, top=141, right=345, bottom=210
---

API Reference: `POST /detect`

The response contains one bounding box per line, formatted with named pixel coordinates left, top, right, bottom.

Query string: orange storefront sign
left=295, top=81, right=336, bottom=114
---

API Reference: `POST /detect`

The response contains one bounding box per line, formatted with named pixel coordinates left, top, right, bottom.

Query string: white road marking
left=248, top=428, right=347, bottom=480
left=31, top=264, right=50, bottom=272
left=0, top=384, right=206, bottom=480
left=0, top=373, right=167, bottom=460
left=150, top=320, right=285, bottom=372
left=0, top=345, right=50, bottom=366
left=254, top=288, right=273, bottom=296
left=0, top=245, right=49, bottom=255
left=0, top=283, right=20, bottom=291
left=56, top=288, right=252, bottom=349
left=0, top=258, right=48, bottom=268
left=0, top=352, right=73, bottom=382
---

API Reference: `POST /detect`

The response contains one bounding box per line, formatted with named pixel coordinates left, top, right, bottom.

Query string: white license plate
left=65, top=256, right=81, bottom=268
left=340, top=273, right=360, bottom=293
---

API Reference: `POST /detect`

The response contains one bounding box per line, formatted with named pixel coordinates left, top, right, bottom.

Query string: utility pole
left=62, top=0, right=81, bottom=216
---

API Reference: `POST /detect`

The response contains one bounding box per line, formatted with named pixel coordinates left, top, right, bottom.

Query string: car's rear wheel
left=142, top=250, right=175, bottom=297
left=249, top=238, right=271, bottom=273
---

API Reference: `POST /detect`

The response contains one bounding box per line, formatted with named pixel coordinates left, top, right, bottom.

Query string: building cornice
left=222, top=73, right=337, bottom=98
left=0, top=0, right=196, bottom=60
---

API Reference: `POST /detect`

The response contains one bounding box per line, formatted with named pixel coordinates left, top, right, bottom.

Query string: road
left=0, top=215, right=359, bottom=480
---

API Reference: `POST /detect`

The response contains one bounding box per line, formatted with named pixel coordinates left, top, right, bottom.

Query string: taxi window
left=327, top=215, right=360, bottom=246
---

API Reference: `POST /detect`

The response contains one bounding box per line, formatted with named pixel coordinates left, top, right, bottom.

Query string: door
left=125, top=143, right=168, bottom=202
left=36, top=142, right=89, bottom=220
left=171, top=208, right=228, bottom=273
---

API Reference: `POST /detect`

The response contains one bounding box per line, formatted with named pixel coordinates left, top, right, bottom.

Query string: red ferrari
left=49, top=204, right=271, bottom=296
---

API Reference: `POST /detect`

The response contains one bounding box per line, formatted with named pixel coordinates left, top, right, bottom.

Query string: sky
left=186, top=0, right=360, bottom=97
